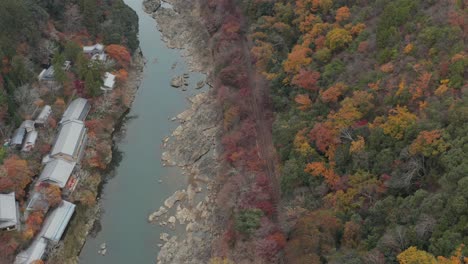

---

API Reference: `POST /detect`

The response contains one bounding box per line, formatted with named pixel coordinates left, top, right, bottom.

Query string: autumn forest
left=201, top=0, right=467, bottom=263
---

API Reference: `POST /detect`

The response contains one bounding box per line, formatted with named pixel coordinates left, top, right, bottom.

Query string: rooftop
left=38, top=159, right=76, bottom=188
left=14, top=237, right=47, bottom=264
left=41, top=200, right=76, bottom=242
left=0, top=192, right=18, bottom=229
left=83, top=44, right=104, bottom=53
left=60, top=98, right=90, bottom=124
left=101, top=72, right=116, bottom=91
left=35, top=105, right=51, bottom=124
left=51, top=120, right=86, bottom=159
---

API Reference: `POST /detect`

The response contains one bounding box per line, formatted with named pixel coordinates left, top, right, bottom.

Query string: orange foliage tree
left=283, top=45, right=312, bottom=74
left=335, top=6, right=351, bottom=23
left=321, top=82, right=347, bottom=103
left=305, top=161, right=340, bottom=188
left=25, top=211, right=44, bottom=237
left=3, top=156, right=33, bottom=199
left=37, top=183, right=62, bottom=207
left=294, top=94, right=312, bottom=111
left=105, top=44, right=131, bottom=68
left=409, top=130, right=448, bottom=157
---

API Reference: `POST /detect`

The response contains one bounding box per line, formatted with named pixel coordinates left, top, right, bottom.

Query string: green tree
left=235, top=209, right=263, bottom=235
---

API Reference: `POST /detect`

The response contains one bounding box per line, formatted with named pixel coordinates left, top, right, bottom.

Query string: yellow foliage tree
left=434, top=79, right=449, bottom=97
left=350, top=136, right=365, bottom=153
left=397, top=246, right=437, bottom=264
left=380, top=106, right=417, bottom=139
left=326, top=28, right=352, bottom=51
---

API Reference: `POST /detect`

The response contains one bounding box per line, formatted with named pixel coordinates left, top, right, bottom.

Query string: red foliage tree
left=0, top=233, right=19, bottom=263
left=291, top=69, right=320, bottom=91
left=308, top=122, right=340, bottom=154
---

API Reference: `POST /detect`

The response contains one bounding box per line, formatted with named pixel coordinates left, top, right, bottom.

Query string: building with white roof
left=11, top=127, right=26, bottom=147
left=35, top=105, right=51, bottom=125
left=0, top=192, right=19, bottom=231
left=14, top=237, right=47, bottom=264
left=21, top=131, right=38, bottom=152
left=59, top=98, right=90, bottom=124
left=38, top=66, right=55, bottom=81
left=83, top=44, right=104, bottom=55
left=101, top=72, right=116, bottom=91
left=38, top=159, right=76, bottom=188
left=41, top=200, right=76, bottom=242
left=50, top=120, right=87, bottom=162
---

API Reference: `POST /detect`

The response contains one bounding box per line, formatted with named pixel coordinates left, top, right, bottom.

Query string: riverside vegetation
left=0, top=0, right=141, bottom=262
left=154, top=0, right=467, bottom=263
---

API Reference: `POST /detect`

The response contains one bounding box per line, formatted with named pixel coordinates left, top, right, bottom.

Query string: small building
left=91, top=53, right=107, bottom=62
left=59, top=98, right=90, bottom=124
left=41, top=200, right=76, bottom=242
left=50, top=120, right=87, bottom=162
left=63, top=60, right=71, bottom=71
left=14, top=237, right=47, bottom=264
left=38, top=66, right=55, bottom=81
left=0, top=192, right=19, bottom=231
left=10, top=127, right=26, bottom=147
left=35, top=105, right=52, bottom=125
left=101, top=72, right=116, bottom=91
left=38, top=159, right=76, bottom=188
left=22, top=120, right=35, bottom=133
left=83, top=44, right=104, bottom=55
left=21, top=130, right=38, bottom=152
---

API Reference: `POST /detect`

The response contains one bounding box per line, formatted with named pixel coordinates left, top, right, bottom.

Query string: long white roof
left=14, top=237, right=47, bottom=264
left=0, top=192, right=17, bottom=229
left=51, top=120, right=86, bottom=158
left=60, top=98, right=90, bottom=124
left=42, top=200, right=76, bottom=242
left=35, top=105, right=51, bottom=124
left=83, top=43, right=104, bottom=53
left=38, top=159, right=76, bottom=188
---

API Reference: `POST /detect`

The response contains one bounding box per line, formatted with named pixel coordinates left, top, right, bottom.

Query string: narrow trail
left=241, top=35, right=281, bottom=214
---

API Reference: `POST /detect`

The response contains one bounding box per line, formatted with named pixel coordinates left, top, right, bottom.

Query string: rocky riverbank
left=143, top=0, right=223, bottom=263
left=46, top=50, right=146, bottom=263
left=143, top=0, right=212, bottom=73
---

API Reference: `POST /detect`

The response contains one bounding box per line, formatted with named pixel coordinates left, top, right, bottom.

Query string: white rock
left=168, top=216, right=176, bottom=224
left=160, top=233, right=170, bottom=242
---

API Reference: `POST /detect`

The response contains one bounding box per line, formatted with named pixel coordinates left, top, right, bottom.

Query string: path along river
left=78, top=0, right=205, bottom=262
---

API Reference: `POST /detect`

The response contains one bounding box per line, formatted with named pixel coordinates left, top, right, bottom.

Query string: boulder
left=164, top=190, right=187, bottom=208
left=168, top=216, right=176, bottom=224
left=148, top=206, right=168, bottom=222
left=143, top=0, right=161, bottom=13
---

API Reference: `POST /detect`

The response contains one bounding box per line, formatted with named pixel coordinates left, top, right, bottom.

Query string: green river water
left=79, top=0, right=204, bottom=262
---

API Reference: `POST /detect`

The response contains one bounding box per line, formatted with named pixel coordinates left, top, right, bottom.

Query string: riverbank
left=143, top=0, right=224, bottom=263
left=46, top=50, right=146, bottom=263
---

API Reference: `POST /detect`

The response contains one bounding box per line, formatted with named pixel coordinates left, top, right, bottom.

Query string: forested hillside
left=242, top=0, right=467, bottom=262
left=0, top=0, right=138, bottom=262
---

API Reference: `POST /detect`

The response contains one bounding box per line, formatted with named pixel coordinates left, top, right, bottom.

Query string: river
left=78, top=0, right=204, bottom=262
